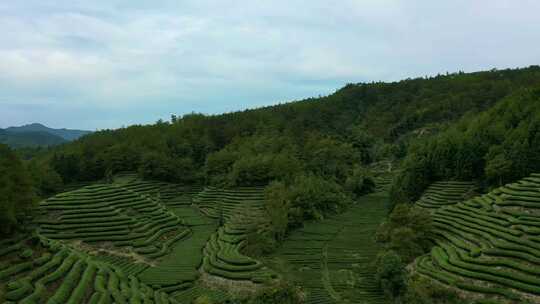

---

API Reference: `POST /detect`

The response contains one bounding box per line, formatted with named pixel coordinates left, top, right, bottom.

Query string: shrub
left=19, top=248, right=33, bottom=259
left=264, top=181, right=292, bottom=242
left=234, top=282, right=303, bottom=304
left=376, top=204, right=433, bottom=263
left=405, top=273, right=462, bottom=304
left=375, top=250, right=406, bottom=299
left=0, top=144, right=36, bottom=235
left=344, top=165, right=375, bottom=198
left=243, top=229, right=277, bottom=257
left=194, top=295, right=214, bottom=304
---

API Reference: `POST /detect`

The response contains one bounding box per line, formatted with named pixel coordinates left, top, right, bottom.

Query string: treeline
left=43, top=66, right=540, bottom=184
left=391, top=86, right=540, bottom=205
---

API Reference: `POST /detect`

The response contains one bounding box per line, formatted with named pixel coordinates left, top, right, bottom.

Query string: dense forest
left=3, top=65, right=540, bottom=304
left=38, top=66, right=540, bottom=182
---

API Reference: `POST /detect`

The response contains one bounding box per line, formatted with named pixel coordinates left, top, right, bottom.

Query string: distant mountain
left=5, top=123, right=92, bottom=141
left=0, top=123, right=92, bottom=148
left=0, top=129, right=66, bottom=148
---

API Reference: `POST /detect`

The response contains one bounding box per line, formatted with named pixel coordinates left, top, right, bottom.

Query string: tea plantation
left=37, top=183, right=190, bottom=260
left=271, top=191, right=389, bottom=304
left=0, top=234, right=179, bottom=304
left=415, top=174, right=540, bottom=303
left=194, top=187, right=278, bottom=284
left=415, top=181, right=476, bottom=210
left=14, top=172, right=540, bottom=304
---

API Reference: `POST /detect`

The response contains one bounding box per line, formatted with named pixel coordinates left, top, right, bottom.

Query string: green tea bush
left=19, top=249, right=33, bottom=259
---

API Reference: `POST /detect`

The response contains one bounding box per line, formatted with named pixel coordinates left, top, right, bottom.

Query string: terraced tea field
left=2, top=177, right=288, bottom=303
left=0, top=234, right=179, bottom=304
left=37, top=183, right=190, bottom=261
left=2, top=175, right=395, bottom=304
left=194, top=187, right=278, bottom=285
left=139, top=206, right=221, bottom=303
left=415, top=174, right=540, bottom=303
left=415, top=181, right=476, bottom=210
left=270, top=192, right=389, bottom=304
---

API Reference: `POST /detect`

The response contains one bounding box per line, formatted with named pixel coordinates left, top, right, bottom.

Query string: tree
left=344, top=165, right=375, bottom=198
left=485, top=146, right=513, bottom=186
left=376, top=204, right=432, bottom=263
left=0, top=144, right=36, bottom=234
left=27, top=160, right=63, bottom=197
left=264, top=181, right=292, bottom=242
left=375, top=250, right=406, bottom=299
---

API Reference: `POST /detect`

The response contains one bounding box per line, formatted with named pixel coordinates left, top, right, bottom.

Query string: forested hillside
left=39, top=66, right=540, bottom=186
left=391, top=85, right=540, bottom=206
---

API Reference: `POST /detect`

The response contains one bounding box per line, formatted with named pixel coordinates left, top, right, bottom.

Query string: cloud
left=1, top=1, right=539, bottom=129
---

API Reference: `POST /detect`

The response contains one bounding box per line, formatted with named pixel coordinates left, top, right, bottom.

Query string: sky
left=1, top=1, right=539, bottom=130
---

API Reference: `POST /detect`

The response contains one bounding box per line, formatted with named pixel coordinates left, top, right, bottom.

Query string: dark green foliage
left=263, top=174, right=355, bottom=245
left=347, top=125, right=377, bottom=163
left=34, top=66, right=540, bottom=190
left=233, top=282, right=303, bottom=304
left=270, top=174, right=352, bottom=225
left=26, top=160, right=63, bottom=197
left=405, top=273, right=462, bottom=304
left=0, top=144, right=36, bottom=234
left=264, top=181, right=290, bottom=242
left=205, top=134, right=302, bottom=187
left=139, top=151, right=196, bottom=183
left=391, top=87, right=540, bottom=204
left=375, top=250, right=406, bottom=299
left=376, top=204, right=433, bottom=263
left=344, top=165, right=375, bottom=198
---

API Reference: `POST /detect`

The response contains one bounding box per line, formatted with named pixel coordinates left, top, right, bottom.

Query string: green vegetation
left=0, top=144, right=36, bottom=234
left=376, top=204, right=433, bottom=263
left=391, top=86, right=540, bottom=205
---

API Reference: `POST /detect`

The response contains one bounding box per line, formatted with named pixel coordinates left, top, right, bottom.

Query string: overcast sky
left=1, top=1, right=539, bottom=130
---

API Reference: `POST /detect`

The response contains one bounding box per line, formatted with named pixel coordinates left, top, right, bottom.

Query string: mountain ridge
left=0, top=123, right=92, bottom=148
left=5, top=123, right=92, bottom=141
